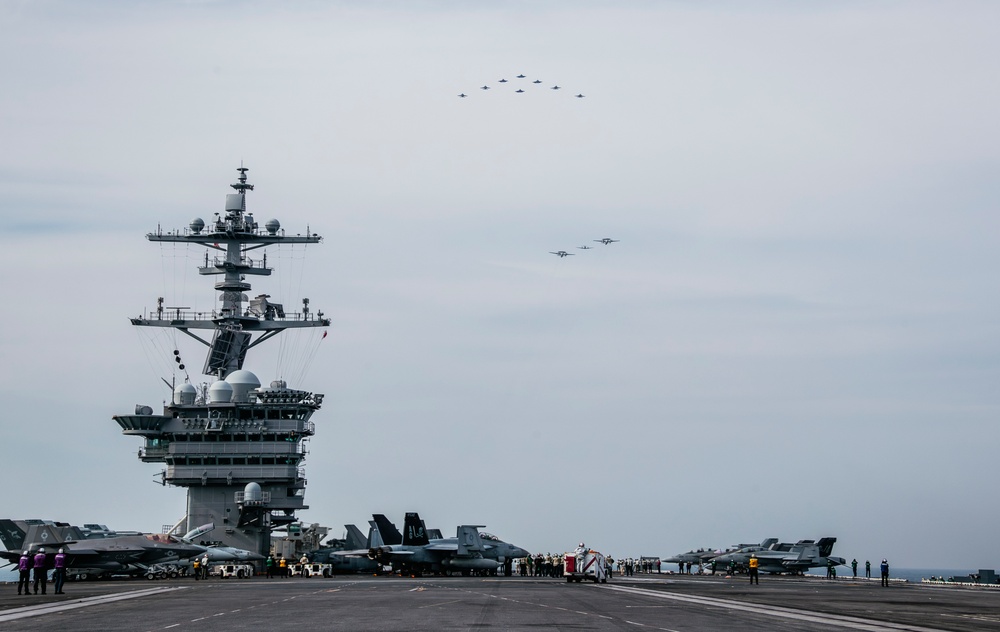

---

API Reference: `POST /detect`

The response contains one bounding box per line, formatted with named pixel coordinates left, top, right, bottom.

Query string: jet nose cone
left=512, top=547, right=529, bottom=558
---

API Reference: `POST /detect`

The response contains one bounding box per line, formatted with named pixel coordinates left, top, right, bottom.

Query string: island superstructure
left=113, top=167, right=330, bottom=556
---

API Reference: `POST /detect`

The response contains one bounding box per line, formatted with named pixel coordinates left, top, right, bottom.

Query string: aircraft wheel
left=146, top=573, right=155, bottom=580
left=169, top=571, right=179, bottom=579
left=79, top=573, right=88, bottom=581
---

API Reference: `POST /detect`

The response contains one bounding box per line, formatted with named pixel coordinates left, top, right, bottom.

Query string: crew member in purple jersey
left=32, top=548, right=48, bottom=594
left=53, top=548, right=67, bottom=594
left=18, top=551, right=31, bottom=596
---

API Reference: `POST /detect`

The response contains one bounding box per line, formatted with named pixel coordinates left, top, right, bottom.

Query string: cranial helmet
left=22, top=550, right=28, bottom=555
left=58, top=548, right=65, bottom=554
left=38, top=548, right=45, bottom=553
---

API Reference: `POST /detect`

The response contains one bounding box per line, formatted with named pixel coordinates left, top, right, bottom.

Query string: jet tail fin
left=372, top=515, right=401, bottom=546
left=0, top=520, right=26, bottom=552
left=816, top=537, right=836, bottom=558
left=427, top=529, right=443, bottom=540
left=402, top=513, right=429, bottom=547
left=367, top=521, right=385, bottom=549
left=23, top=524, right=73, bottom=549
left=344, top=525, right=367, bottom=550
left=456, top=526, right=486, bottom=556
left=760, top=538, right=778, bottom=549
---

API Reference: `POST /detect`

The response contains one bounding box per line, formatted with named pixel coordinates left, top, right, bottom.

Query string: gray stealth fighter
left=0, top=519, right=204, bottom=572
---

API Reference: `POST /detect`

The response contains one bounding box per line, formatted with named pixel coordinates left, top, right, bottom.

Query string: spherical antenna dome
left=208, top=380, right=233, bottom=403
left=173, top=382, right=197, bottom=405
left=190, top=218, right=205, bottom=234
left=226, top=370, right=261, bottom=403
left=265, top=219, right=280, bottom=235
left=244, top=482, right=263, bottom=503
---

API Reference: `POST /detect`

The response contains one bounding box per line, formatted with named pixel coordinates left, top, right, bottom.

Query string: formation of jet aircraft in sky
left=458, top=73, right=585, bottom=97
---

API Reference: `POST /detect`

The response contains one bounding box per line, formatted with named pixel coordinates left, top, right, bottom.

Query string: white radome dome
left=173, top=382, right=197, bottom=405
left=208, top=380, right=233, bottom=403
left=226, top=370, right=261, bottom=403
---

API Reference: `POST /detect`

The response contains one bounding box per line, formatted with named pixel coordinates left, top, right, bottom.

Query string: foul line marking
left=0, top=587, right=187, bottom=623
left=600, top=585, right=946, bottom=632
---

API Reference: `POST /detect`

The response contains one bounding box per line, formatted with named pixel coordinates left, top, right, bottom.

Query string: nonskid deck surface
left=2, top=575, right=999, bottom=631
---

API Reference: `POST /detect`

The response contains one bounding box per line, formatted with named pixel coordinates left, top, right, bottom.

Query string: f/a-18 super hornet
left=516, top=89, right=525, bottom=93
left=458, top=93, right=467, bottom=98
left=516, top=74, right=526, bottom=78
left=0, top=519, right=204, bottom=573
left=575, top=94, right=585, bottom=98
left=712, top=538, right=844, bottom=575
left=480, top=85, right=490, bottom=90
left=533, top=79, right=542, bottom=84
left=663, top=539, right=777, bottom=571
left=550, top=251, right=574, bottom=258
left=576, top=245, right=594, bottom=250
left=308, top=523, right=383, bottom=574
left=594, top=237, right=619, bottom=245
left=551, top=85, right=561, bottom=90
left=498, top=78, right=508, bottom=83
left=367, top=513, right=529, bottom=577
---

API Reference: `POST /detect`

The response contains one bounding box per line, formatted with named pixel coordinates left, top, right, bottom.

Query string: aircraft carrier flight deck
left=3, top=573, right=999, bottom=632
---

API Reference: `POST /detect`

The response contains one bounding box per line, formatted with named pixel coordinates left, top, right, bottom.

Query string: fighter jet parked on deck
left=550, top=251, right=575, bottom=258
left=0, top=519, right=204, bottom=573
left=367, top=512, right=528, bottom=577
left=712, top=538, right=844, bottom=574
left=594, top=238, right=619, bottom=245
left=309, top=523, right=383, bottom=574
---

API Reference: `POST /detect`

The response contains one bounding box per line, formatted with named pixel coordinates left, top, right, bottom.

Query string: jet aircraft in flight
left=533, top=80, right=542, bottom=84
left=576, top=245, right=593, bottom=250
left=550, top=251, right=574, bottom=258
left=516, top=74, right=526, bottom=78
left=516, top=89, right=525, bottom=93
left=551, top=86, right=561, bottom=90
left=594, top=238, right=619, bottom=245
left=575, top=94, right=585, bottom=98
left=458, top=93, right=467, bottom=98
left=480, top=85, right=490, bottom=90
left=498, top=79, right=508, bottom=83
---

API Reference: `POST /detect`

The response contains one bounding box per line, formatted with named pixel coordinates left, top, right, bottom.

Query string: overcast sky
left=1, top=1, right=999, bottom=570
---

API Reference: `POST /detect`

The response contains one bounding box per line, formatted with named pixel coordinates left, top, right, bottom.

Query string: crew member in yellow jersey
left=748, top=554, right=759, bottom=585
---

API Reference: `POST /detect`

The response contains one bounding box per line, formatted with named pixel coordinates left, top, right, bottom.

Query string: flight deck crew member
left=53, top=549, right=67, bottom=594
left=279, top=556, right=288, bottom=577
left=266, top=555, right=275, bottom=578
left=33, top=548, right=47, bottom=594
left=851, top=559, right=858, bottom=578
left=18, top=551, right=31, bottom=596
left=748, top=554, right=759, bottom=584
left=200, top=554, right=209, bottom=579
left=192, top=558, right=200, bottom=580
left=880, top=559, right=890, bottom=587
left=865, top=560, right=871, bottom=578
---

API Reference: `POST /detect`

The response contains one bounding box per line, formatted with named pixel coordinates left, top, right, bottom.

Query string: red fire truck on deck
left=564, top=544, right=608, bottom=583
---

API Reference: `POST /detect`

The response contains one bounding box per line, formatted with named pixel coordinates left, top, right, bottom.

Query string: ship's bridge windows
left=217, top=458, right=231, bottom=466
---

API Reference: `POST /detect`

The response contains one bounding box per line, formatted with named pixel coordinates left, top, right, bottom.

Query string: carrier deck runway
left=2, top=574, right=999, bottom=631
